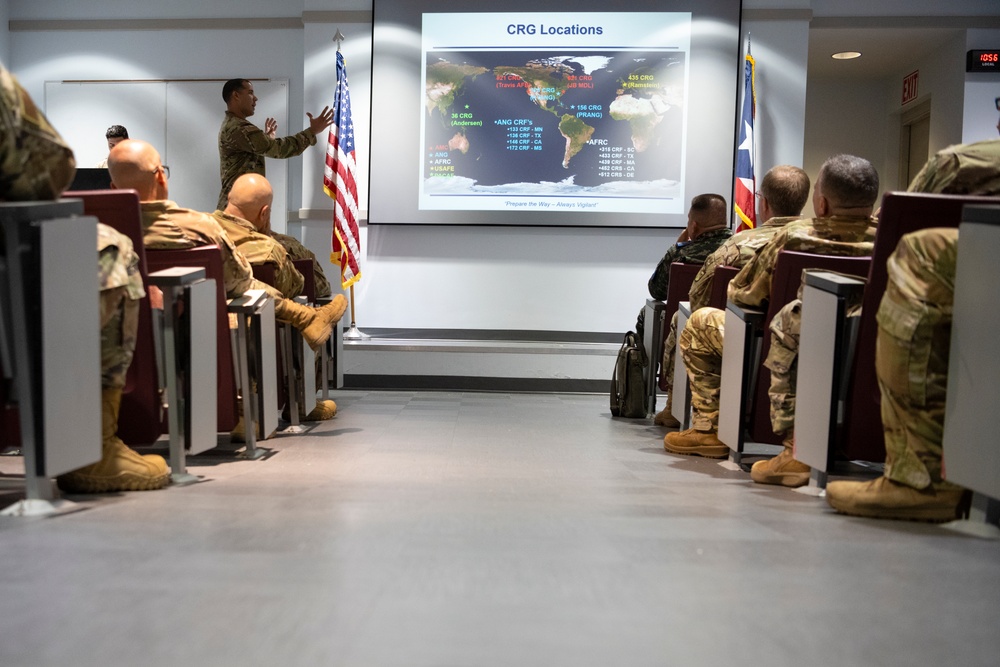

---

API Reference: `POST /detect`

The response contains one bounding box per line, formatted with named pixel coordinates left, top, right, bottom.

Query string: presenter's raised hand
left=264, top=117, right=277, bottom=138
left=307, top=106, right=335, bottom=135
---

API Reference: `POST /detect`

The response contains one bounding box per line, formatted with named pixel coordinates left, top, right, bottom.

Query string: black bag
left=610, top=331, right=648, bottom=418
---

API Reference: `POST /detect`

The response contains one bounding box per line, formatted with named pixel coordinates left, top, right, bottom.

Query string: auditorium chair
left=65, top=190, right=163, bottom=445
left=717, top=250, right=871, bottom=463
left=669, top=264, right=742, bottom=428
left=66, top=189, right=220, bottom=480
left=794, top=192, right=999, bottom=484
left=642, top=262, right=701, bottom=414
left=144, top=246, right=276, bottom=462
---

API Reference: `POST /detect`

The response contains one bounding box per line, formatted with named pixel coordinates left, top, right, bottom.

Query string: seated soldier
left=214, top=173, right=337, bottom=422
left=826, top=138, right=1000, bottom=521
left=638, top=194, right=732, bottom=419
left=262, top=217, right=333, bottom=300
left=0, top=64, right=166, bottom=492
left=107, top=140, right=347, bottom=350
left=0, top=64, right=75, bottom=200
left=654, top=166, right=810, bottom=428
left=665, top=155, right=878, bottom=467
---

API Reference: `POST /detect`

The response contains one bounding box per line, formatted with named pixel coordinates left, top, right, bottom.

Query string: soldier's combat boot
left=274, top=295, right=347, bottom=350
left=57, top=388, right=170, bottom=493
left=825, top=477, right=967, bottom=523
left=750, top=440, right=810, bottom=487
left=664, top=427, right=728, bottom=459
left=284, top=399, right=337, bottom=423
left=653, top=393, right=681, bottom=428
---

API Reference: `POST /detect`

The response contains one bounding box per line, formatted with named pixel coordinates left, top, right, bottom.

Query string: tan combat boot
left=750, top=441, right=810, bottom=487
left=653, top=393, right=680, bottom=428
left=663, top=427, right=729, bottom=459
left=284, top=399, right=338, bottom=422
left=826, top=477, right=967, bottom=523
left=274, top=295, right=348, bottom=350
left=57, top=387, right=170, bottom=493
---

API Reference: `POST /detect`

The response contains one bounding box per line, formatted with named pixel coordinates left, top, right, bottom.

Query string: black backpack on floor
left=610, top=331, right=648, bottom=418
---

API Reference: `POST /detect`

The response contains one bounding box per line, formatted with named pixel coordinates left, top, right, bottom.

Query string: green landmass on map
left=557, top=114, right=596, bottom=168
left=425, top=61, right=488, bottom=116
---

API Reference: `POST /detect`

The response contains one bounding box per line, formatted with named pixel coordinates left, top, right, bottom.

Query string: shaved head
left=107, top=139, right=166, bottom=201
left=226, top=173, right=274, bottom=232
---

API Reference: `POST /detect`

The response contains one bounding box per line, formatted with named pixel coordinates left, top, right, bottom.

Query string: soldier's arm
left=236, top=121, right=316, bottom=160
left=727, top=236, right=782, bottom=308
left=648, top=244, right=681, bottom=301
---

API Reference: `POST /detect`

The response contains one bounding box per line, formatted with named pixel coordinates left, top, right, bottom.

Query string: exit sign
left=902, top=70, right=919, bottom=105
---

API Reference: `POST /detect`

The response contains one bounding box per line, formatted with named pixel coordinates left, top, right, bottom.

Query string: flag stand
left=343, top=285, right=370, bottom=340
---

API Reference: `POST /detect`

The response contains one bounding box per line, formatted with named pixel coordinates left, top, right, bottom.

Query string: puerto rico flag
left=324, top=50, right=362, bottom=289
left=734, top=49, right=756, bottom=233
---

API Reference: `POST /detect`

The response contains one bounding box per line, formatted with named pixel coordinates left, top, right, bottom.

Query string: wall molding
left=9, top=18, right=304, bottom=32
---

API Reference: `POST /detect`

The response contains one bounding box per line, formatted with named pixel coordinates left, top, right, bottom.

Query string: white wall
left=9, top=0, right=991, bottom=336
left=803, top=78, right=889, bottom=214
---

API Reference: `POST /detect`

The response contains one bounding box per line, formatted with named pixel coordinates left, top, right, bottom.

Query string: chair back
left=145, top=245, right=239, bottom=432
left=65, top=189, right=164, bottom=445
left=841, top=191, right=999, bottom=460
left=293, top=258, right=316, bottom=303
left=748, top=250, right=872, bottom=444
left=708, top=265, right=740, bottom=310
left=656, top=262, right=703, bottom=391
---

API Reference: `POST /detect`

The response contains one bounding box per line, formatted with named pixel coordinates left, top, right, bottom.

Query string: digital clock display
left=967, top=50, right=1000, bottom=72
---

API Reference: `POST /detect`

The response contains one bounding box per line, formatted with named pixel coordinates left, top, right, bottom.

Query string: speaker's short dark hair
left=105, top=125, right=128, bottom=140
left=223, top=79, right=251, bottom=103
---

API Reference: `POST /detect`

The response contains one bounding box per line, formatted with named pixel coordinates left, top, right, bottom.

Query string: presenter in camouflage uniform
left=665, top=155, right=878, bottom=464
left=217, top=78, right=334, bottom=210
left=216, top=173, right=338, bottom=422
left=639, top=194, right=731, bottom=423
left=826, top=138, right=1000, bottom=521
left=653, top=167, right=810, bottom=428
left=109, top=140, right=347, bottom=352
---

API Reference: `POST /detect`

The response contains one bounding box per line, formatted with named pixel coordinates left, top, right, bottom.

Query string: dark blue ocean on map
left=423, top=51, right=684, bottom=189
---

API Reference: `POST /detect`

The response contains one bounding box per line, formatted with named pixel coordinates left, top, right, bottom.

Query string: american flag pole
left=325, top=30, right=368, bottom=340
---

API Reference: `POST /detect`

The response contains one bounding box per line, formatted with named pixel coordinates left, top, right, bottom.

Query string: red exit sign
left=902, top=70, right=919, bottom=105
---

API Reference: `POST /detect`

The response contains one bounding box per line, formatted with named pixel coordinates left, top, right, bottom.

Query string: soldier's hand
left=264, top=117, right=277, bottom=138
left=307, top=106, right=335, bottom=135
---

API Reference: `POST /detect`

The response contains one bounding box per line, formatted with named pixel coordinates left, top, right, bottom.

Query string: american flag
left=324, top=51, right=361, bottom=289
left=734, top=49, right=756, bottom=233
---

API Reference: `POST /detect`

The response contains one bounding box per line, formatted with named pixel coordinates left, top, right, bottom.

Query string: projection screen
left=369, top=0, right=742, bottom=227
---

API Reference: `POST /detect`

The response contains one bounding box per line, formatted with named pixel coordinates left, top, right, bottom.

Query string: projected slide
left=419, top=13, right=691, bottom=215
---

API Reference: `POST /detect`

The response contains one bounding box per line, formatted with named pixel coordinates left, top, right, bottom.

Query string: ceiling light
left=831, top=51, right=862, bottom=60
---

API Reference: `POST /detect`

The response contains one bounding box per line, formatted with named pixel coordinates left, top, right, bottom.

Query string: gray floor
left=1, top=390, right=998, bottom=667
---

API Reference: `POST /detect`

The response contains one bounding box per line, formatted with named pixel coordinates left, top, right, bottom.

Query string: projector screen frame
left=369, top=0, right=744, bottom=229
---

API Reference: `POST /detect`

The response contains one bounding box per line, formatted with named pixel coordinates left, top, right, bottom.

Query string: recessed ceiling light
left=832, top=51, right=862, bottom=60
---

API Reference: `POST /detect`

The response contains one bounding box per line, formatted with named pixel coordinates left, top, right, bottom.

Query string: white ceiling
left=807, top=27, right=964, bottom=80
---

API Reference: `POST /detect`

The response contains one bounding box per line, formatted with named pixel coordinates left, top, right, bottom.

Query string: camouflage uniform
left=271, top=230, right=333, bottom=298
left=647, top=228, right=733, bottom=301
left=140, top=199, right=278, bottom=300
left=212, top=210, right=304, bottom=299
left=98, top=223, right=145, bottom=389
left=660, top=216, right=799, bottom=397
left=876, top=228, right=957, bottom=488
left=906, top=138, right=1000, bottom=196
left=637, top=227, right=732, bottom=342
left=679, top=216, right=876, bottom=433
left=217, top=112, right=316, bottom=210
left=0, top=64, right=76, bottom=201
